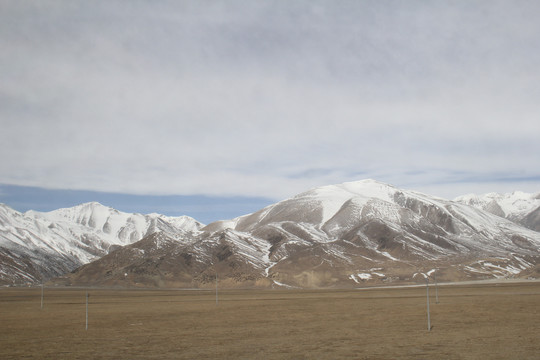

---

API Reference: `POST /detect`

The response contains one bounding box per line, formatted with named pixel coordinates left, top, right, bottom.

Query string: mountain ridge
left=0, top=202, right=203, bottom=285
left=2, top=180, right=539, bottom=288
left=51, top=180, right=540, bottom=289
left=455, top=190, right=540, bottom=231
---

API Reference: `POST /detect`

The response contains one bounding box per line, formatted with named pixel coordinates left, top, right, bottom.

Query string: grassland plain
left=1, top=282, right=539, bottom=359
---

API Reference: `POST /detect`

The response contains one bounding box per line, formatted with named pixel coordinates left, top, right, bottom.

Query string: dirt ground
left=1, top=281, right=539, bottom=359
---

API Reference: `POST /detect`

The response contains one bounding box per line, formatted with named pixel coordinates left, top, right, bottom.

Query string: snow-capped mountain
left=455, top=191, right=540, bottom=231
left=57, top=180, right=540, bottom=289
left=0, top=202, right=203, bottom=285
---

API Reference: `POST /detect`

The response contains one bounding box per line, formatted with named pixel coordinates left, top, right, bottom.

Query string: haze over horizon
left=1, top=1, right=539, bottom=222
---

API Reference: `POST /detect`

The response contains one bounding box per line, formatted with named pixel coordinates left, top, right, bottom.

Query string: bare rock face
left=52, top=180, right=540, bottom=289
left=484, top=200, right=506, bottom=218
left=521, top=206, right=540, bottom=232
left=58, top=231, right=271, bottom=289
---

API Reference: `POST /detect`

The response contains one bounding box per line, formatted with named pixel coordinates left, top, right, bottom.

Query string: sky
left=1, top=1, right=539, bottom=223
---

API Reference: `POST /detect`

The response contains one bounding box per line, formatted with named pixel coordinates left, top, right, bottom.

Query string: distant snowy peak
left=28, top=202, right=123, bottom=232
left=455, top=191, right=540, bottom=220
left=28, top=202, right=203, bottom=240
left=158, top=215, right=204, bottom=233
left=0, top=202, right=204, bottom=284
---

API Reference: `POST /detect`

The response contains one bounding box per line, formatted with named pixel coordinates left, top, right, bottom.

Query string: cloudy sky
left=1, top=1, right=539, bottom=223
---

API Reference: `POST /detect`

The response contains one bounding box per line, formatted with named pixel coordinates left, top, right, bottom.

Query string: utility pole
left=41, top=282, right=44, bottom=309
left=85, top=291, right=89, bottom=331
left=215, top=272, right=218, bottom=306
left=426, top=277, right=431, bottom=331
left=434, top=274, right=439, bottom=304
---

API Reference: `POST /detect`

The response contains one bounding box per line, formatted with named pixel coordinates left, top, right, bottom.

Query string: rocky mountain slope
left=0, top=202, right=203, bottom=285
left=57, top=180, right=540, bottom=289
left=455, top=191, right=540, bottom=231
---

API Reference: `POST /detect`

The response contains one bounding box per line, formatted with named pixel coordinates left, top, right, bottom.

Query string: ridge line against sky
left=1, top=178, right=539, bottom=225
left=1, top=1, right=539, bottom=222
left=0, top=183, right=274, bottom=225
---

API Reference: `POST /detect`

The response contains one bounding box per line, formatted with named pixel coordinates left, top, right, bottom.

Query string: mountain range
left=1, top=180, right=539, bottom=288
left=455, top=191, right=540, bottom=232
left=0, top=202, right=202, bottom=285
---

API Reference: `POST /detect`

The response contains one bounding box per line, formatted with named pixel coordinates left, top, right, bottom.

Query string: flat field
left=1, top=281, right=539, bottom=359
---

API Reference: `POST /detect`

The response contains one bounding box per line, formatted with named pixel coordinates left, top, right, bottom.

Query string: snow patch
left=357, top=273, right=372, bottom=280
left=273, top=280, right=297, bottom=289
left=380, top=251, right=398, bottom=261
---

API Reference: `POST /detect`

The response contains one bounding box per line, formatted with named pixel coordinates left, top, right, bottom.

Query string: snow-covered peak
left=339, top=179, right=397, bottom=200
left=300, top=179, right=395, bottom=198
left=27, top=202, right=203, bottom=234
left=157, top=214, right=204, bottom=233
left=455, top=193, right=480, bottom=204
left=291, top=180, right=396, bottom=224
left=455, top=191, right=540, bottom=218
left=0, top=203, right=15, bottom=210
left=0, top=201, right=205, bottom=283
left=227, top=179, right=450, bottom=235
left=28, top=202, right=130, bottom=236
left=0, top=203, right=21, bottom=216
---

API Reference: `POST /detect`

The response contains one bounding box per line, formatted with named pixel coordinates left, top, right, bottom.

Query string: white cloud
left=1, top=1, right=539, bottom=201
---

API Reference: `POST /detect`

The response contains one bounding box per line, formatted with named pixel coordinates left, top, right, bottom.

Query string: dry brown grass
left=1, top=281, right=539, bottom=359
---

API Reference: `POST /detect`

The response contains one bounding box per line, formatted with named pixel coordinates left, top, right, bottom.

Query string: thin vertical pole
left=215, top=273, right=218, bottom=305
left=41, top=282, right=44, bottom=309
left=434, top=275, right=439, bottom=304
left=85, top=291, right=89, bottom=331
left=426, top=277, right=431, bottom=331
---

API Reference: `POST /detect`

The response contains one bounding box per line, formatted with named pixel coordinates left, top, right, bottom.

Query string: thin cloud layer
left=1, top=1, right=539, bottom=201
